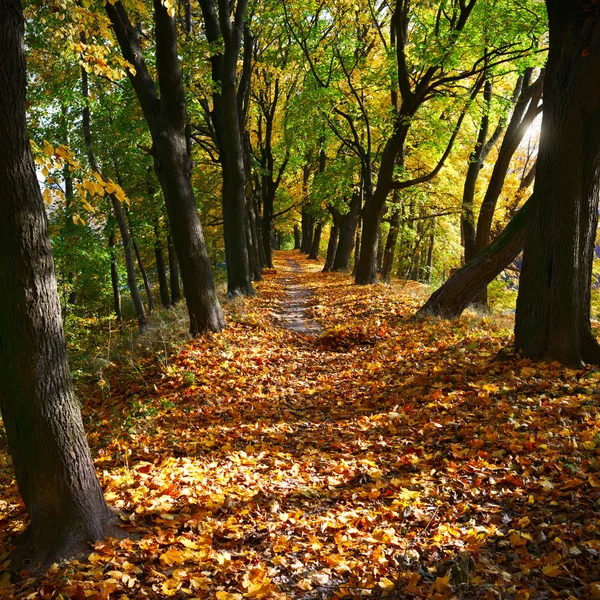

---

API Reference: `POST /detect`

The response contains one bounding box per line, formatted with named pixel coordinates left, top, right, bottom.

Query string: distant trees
left=0, top=0, right=114, bottom=568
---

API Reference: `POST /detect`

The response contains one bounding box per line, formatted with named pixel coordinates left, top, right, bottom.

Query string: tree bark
left=294, top=224, right=301, bottom=249
left=0, top=2, right=115, bottom=569
left=322, top=224, right=339, bottom=272
left=167, top=233, right=182, bottom=305
left=198, top=0, right=254, bottom=297
left=106, top=0, right=225, bottom=334
left=382, top=209, right=400, bottom=282
left=515, top=1, right=600, bottom=366
left=154, top=221, right=171, bottom=308
left=474, top=69, right=543, bottom=305
left=332, top=192, right=361, bottom=272
left=417, top=196, right=530, bottom=318
left=308, top=222, right=323, bottom=259
left=109, top=230, right=123, bottom=324
left=128, top=213, right=155, bottom=312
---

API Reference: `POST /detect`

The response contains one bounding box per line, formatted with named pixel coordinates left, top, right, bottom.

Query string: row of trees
left=1, top=0, right=599, bottom=572
left=29, top=0, right=546, bottom=329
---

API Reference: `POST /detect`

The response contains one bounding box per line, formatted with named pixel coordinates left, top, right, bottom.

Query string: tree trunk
left=462, top=77, right=494, bottom=263
left=474, top=69, right=543, bottom=305
left=246, top=202, right=263, bottom=280
left=301, top=208, right=315, bottom=254
left=332, top=192, right=361, bottom=272
left=417, top=196, right=530, bottom=318
left=154, top=222, right=171, bottom=308
left=322, top=224, right=339, bottom=272
left=0, top=3, right=115, bottom=569
left=198, top=0, right=254, bottom=297
left=167, top=233, right=182, bottom=305
left=133, top=239, right=155, bottom=312
left=308, top=222, right=323, bottom=259
left=353, top=226, right=362, bottom=276
left=294, top=224, right=301, bottom=249
left=425, top=230, right=435, bottom=283
left=106, top=0, right=225, bottom=334
left=80, top=59, right=148, bottom=329
left=382, top=209, right=400, bottom=282
left=515, top=1, right=600, bottom=366
left=109, top=231, right=123, bottom=324
left=61, top=108, right=78, bottom=308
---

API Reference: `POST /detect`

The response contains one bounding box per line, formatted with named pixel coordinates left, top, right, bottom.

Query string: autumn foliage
left=1, top=252, right=600, bottom=599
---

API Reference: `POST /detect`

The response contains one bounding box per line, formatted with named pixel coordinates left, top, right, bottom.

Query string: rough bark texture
left=167, top=233, right=182, bottom=305
left=0, top=2, right=115, bottom=569
left=381, top=209, right=400, bottom=282
left=154, top=222, right=171, bottom=308
left=515, top=1, right=600, bottom=366
left=106, top=0, right=225, bottom=334
left=332, top=193, right=361, bottom=272
left=294, top=224, right=301, bottom=250
left=418, top=197, right=530, bottom=318
left=198, top=0, right=254, bottom=297
left=308, top=222, right=323, bottom=260
left=322, top=224, right=339, bottom=272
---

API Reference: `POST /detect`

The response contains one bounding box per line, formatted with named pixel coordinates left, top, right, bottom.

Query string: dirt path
left=276, top=257, right=323, bottom=336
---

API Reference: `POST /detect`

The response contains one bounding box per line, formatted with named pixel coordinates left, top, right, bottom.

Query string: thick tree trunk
left=199, top=0, right=254, bottom=297
left=106, top=0, right=225, bottom=334
left=322, top=225, right=339, bottom=272
left=0, top=3, right=115, bottom=569
left=167, top=233, right=182, bottom=305
left=109, top=231, right=123, bottom=324
left=308, top=222, right=323, bottom=259
left=418, top=197, right=530, bottom=317
left=332, top=193, right=361, bottom=272
left=515, top=1, right=600, bottom=366
left=154, top=222, right=171, bottom=308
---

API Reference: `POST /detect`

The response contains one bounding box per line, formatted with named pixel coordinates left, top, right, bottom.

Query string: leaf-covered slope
left=1, top=251, right=600, bottom=599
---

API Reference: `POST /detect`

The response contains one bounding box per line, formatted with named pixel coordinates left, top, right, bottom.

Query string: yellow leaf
left=0, top=573, right=11, bottom=588
left=378, top=577, right=395, bottom=590
left=215, top=592, right=242, bottom=600
left=160, top=548, right=186, bottom=566
left=406, top=572, right=421, bottom=591
left=435, top=574, right=451, bottom=593
left=510, top=533, right=528, bottom=547
left=82, top=199, right=95, bottom=212
left=542, top=564, right=562, bottom=577
left=589, top=582, right=600, bottom=599
left=589, top=473, right=600, bottom=488
left=515, top=591, right=530, bottom=600
left=161, top=579, right=180, bottom=596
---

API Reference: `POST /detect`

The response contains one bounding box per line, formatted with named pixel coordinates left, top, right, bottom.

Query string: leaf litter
left=1, top=251, right=600, bottom=599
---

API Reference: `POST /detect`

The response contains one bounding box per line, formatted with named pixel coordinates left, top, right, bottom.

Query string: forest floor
left=2, top=251, right=600, bottom=600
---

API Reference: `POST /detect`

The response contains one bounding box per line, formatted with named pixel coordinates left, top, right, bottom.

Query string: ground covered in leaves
left=2, top=251, right=600, bottom=600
